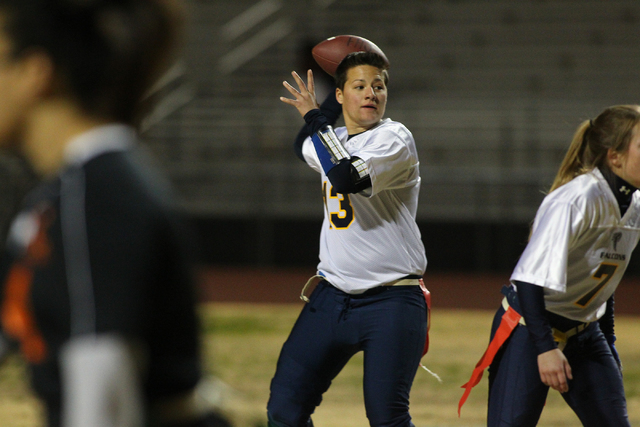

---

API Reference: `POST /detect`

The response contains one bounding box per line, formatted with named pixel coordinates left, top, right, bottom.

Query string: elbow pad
left=350, top=157, right=369, bottom=181
left=311, top=125, right=350, bottom=175
left=327, top=157, right=371, bottom=194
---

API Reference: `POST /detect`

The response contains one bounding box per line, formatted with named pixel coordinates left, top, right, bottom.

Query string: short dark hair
left=334, top=51, right=389, bottom=90
left=0, top=0, right=182, bottom=124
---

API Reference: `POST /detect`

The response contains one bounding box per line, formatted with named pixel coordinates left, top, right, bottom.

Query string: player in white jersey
left=459, top=105, right=640, bottom=426
left=301, top=119, right=425, bottom=293
left=267, top=52, right=429, bottom=427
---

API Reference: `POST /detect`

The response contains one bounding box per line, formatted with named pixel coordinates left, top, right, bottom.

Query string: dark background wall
left=190, top=216, right=640, bottom=276
left=141, top=0, right=640, bottom=277
left=3, top=1, right=640, bottom=278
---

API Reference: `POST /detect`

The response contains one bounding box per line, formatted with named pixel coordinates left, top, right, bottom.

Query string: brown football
left=311, top=35, right=389, bottom=76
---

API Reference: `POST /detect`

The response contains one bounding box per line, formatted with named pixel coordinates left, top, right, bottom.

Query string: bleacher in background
left=137, top=0, right=640, bottom=270
left=143, top=0, right=640, bottom=224
left=2, top=0, right=637, bottom=270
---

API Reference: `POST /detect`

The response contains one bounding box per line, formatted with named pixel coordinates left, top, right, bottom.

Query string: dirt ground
left=198, top=266, right=640, bottom=315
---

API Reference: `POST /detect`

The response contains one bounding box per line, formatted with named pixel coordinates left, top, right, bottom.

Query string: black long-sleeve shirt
left=0, top=130, right=202, bottom=426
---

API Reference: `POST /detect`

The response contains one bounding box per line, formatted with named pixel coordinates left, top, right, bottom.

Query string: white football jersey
left=302, top=118, right=427, bottom=294
left=511, top=168, right=640, bottom=322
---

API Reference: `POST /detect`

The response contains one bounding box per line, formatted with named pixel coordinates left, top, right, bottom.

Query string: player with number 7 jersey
left=513, top=169, right=640, bottom=323
left=459, top=105, right=640, bottom=427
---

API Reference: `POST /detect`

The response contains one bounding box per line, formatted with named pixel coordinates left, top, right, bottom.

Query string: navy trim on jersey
left=602, top=167, right=637, bottom=216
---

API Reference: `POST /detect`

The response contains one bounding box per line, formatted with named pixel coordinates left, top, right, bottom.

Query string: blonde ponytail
left=549, top=105, right=640, bottom=193
left=549, top=121, right=592, bottom=192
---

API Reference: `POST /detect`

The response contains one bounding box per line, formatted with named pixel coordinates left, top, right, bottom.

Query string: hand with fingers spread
left=280, top=69, right=320, bottom=117
left=538, top=348, right=573, bottom=393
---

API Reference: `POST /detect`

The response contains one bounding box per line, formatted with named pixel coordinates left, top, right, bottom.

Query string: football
left=311, top=35, right=389, bottom=77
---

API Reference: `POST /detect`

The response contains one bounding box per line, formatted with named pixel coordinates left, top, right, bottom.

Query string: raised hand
left=280, top=69, right=320, bottom=118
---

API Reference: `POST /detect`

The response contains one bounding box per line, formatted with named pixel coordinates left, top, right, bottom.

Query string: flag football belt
left=501, top=297, right=591, bottom=347
left=552, top=323, right=590, bottom=346
left=384, top=278, right=422, bottom=287
left=299, top=275, right=421, bottom=303
left=458, top=296, right=590, bottom=416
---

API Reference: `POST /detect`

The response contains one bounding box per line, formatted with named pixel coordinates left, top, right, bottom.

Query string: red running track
left=198, top=266, right=640, bottom=316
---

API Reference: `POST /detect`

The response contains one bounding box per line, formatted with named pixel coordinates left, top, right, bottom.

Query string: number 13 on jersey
left=322, top=181, right=354, bottom=229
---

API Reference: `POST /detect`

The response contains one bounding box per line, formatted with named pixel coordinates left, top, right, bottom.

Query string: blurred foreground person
left=0, top=1, right=230, bottom=426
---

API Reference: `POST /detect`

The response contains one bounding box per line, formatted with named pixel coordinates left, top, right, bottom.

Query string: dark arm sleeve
left=598, top=295, right=615, bottom=337
left=293, top=90, right=342, bottom=161
left=294, top=92, right=371, bottom=193
left=327, top=159, right=372, bottom=194
left=515, top=280, right=557, bottom=354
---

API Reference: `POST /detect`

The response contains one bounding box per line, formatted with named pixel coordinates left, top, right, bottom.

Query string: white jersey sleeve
left=301, top=135, right=323, bottom=174
left=350, top=122, right=420, bottom=196
left=301, top=119, right=420, bottom=196
left=511, top=199, right=585, bottom=292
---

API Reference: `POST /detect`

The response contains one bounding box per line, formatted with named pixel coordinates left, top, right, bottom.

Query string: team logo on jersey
left=612, top=232, right=622, bottom=252
left=600, top=233, right=625, bottom=261
left=600, top=252, right=626, bottom=261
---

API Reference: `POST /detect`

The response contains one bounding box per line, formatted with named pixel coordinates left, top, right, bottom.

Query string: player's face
left=610, top=124, right=640, bottom=188
left=336, top=65, right=387, bottom=134
left=0, top=17, right=40, bottom=151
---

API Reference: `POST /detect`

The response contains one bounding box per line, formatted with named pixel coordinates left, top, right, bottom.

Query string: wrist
left=303, top=109, right=326, bottom=135
left=533, top=334, right=558, bottom=355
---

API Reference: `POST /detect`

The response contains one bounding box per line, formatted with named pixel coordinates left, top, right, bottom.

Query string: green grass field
left=1, top=304, right=640, bottom=426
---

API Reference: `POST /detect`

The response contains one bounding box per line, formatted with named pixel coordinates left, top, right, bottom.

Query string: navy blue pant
left=267, top=281, right=427, bottom=427
left=487, top=306, right=630, bottom=427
